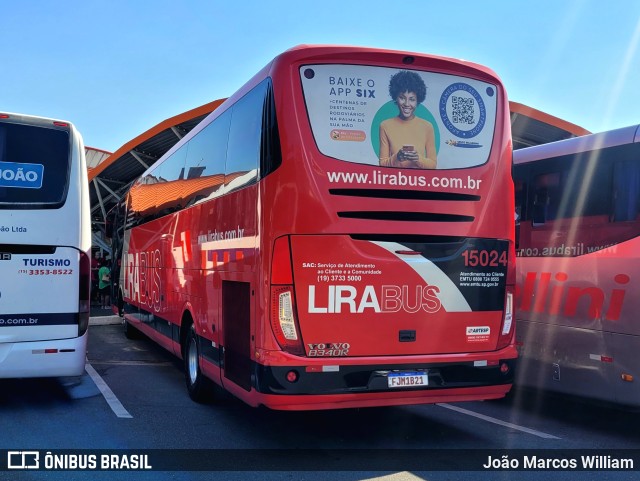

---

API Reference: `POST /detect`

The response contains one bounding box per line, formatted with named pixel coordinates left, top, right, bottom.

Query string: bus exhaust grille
left=350, top=234, right=465, bottom=244
left=329, top=188, right=480, bottom=202
left=337, top=211, right=474, bottom=222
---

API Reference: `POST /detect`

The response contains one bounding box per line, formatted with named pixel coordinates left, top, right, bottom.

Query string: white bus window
left=0, top=122, right=70, bottom=207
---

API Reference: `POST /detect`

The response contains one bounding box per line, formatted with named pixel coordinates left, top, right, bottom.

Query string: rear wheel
left=123, top=318, right=140, bottom=339
left=117, top=289, right=125, bottom=317
left=184, top=322, right=210, bottom=403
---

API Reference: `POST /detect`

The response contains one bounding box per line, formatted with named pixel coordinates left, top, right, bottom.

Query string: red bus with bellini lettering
left=514, top=124, right=640, bottom=407
left=110, top=45, right=516, bottom=410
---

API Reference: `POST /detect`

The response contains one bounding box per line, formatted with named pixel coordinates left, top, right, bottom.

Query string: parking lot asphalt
left=89, top=305, right=120, bottom=325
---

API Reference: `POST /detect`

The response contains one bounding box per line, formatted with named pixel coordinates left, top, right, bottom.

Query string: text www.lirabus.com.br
left=327, top=170, right=482, bottom=190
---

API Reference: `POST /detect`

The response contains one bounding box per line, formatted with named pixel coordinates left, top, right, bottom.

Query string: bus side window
left=532, top=172, right=561, bottom=226
left=182, top=109, right=231, bottom=207
left=611, top=158, right=640, bottom=222
left=225, top=81, right=267, bottom=192
left=532, top=187, right=548, bottom=226
left=0, top=126, right=5, bottom=162
left=514, top=179, right=525, bottom=247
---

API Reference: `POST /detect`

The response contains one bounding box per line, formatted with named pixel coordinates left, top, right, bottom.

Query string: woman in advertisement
left=379, top=70, right=437, bottom=169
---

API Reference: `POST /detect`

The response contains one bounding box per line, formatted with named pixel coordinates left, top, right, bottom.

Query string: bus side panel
left=0, top=333, right=88, bottom=378
left=121, top=184, right=259, bottom=395
left=515, top=319, right=615, bottom=402
left=0, top=247, right=82, bottom=343
left=515, top=236, right=640, bottom=405
left=516, top=240, right=639, bottom=335
left=611, top=331, right=640, bottom=406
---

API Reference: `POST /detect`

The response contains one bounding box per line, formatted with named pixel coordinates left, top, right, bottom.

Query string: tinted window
left=514, top=179, right=525, bottom=247
left=181, top=110, right=231, bottom=206
left=612, top=158, right=640, bottom=222
left=0, top=122, right=70, bottom=208
left=517, top=142, right=640, bottom=256
left=155, top=144, right=188, bottom=183
left=225, top=82, right=264, bottom=190
left=529, top=149, right=616, bottom=226
left=532, top=172, right=562, bottom=225
left=261, top=80, right=282, bottom=178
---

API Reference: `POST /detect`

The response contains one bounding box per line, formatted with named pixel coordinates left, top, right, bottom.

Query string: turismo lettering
left=22, top=258, right=71, bottom=267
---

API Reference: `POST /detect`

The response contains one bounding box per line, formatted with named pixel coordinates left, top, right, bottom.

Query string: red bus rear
left=113, top=45, right=516, bottom=410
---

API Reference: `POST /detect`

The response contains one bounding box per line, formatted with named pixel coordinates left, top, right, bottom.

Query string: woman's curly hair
left=389, top=70, right=427, bottom=104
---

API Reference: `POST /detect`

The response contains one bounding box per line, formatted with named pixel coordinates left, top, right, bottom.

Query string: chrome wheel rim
left=188, top=337, right=198, bottom=384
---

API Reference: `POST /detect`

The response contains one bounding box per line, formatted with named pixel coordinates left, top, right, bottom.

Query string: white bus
left=0, top=112, right=91, bottom=377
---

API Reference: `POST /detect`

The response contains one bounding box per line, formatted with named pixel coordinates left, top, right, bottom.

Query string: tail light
left=78, top=250, right=91, bottom=336
left=497, top=288, right=514, bottom=349
left=270, top=237, right=304, bottom=356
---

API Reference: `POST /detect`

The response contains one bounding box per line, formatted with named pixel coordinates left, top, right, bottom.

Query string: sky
left=2, top=0, right=639, bottom=153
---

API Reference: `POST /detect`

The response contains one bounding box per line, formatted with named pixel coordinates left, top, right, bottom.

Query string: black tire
left=117, top=289, right=125, bottom=317
left=123, top=319, right=140, bottom=340
left=184, top=322, right=210, bottom=403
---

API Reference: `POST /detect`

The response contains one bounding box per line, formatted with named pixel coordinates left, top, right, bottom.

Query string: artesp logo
left=466, top=326, right=490, bottom=335
left=7, top=451, right=40, bottom=469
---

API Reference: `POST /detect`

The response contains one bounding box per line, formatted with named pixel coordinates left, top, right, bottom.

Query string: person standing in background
left=98, top=259, right=111, bottom=309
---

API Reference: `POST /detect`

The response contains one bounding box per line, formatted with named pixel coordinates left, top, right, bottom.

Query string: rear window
left=0, top=122, right=70, bottom=208
left=300, top=64, right=498, bottom=170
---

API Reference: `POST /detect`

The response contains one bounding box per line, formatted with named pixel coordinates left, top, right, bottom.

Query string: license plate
left=388, top=372, right=428, bottom=388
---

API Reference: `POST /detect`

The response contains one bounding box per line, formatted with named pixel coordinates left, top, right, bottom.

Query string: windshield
left=0, top=122, right=70, bottom=208
left=300, top=64, right=498, bottom=170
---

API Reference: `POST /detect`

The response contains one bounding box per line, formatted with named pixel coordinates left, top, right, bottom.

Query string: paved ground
left=89, top=304, right=120, bottom=325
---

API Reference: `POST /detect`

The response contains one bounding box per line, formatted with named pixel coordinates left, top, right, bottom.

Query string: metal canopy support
left=95, top=178, right=121, bottom=201
left=171, top=126, right=184, bottom=140
left=93, top=179, right=107, bottom=225
left=91, top=181, right=134, bottom=214
left=92, top=232, right=112, bottom=255
left=130, top=150, right=150, bottom=170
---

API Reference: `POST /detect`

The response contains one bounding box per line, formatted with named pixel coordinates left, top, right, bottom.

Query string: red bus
left=514, top=124, right=640, bottom=407
left=110, top=45, right=516, bottom=410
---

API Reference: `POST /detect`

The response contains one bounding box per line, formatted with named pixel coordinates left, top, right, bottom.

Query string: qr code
left=452, top=96, right=475, bottom=124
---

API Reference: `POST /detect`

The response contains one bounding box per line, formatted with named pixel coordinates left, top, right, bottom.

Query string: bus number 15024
left=462, top=249, right=507, bottom=267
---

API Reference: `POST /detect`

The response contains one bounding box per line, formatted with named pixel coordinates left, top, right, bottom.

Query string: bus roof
left=0, top=111, right=74, bottom=129
left=513, top=124, right=640, bottom=165
left=279, top=44, right=504, bottom=84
